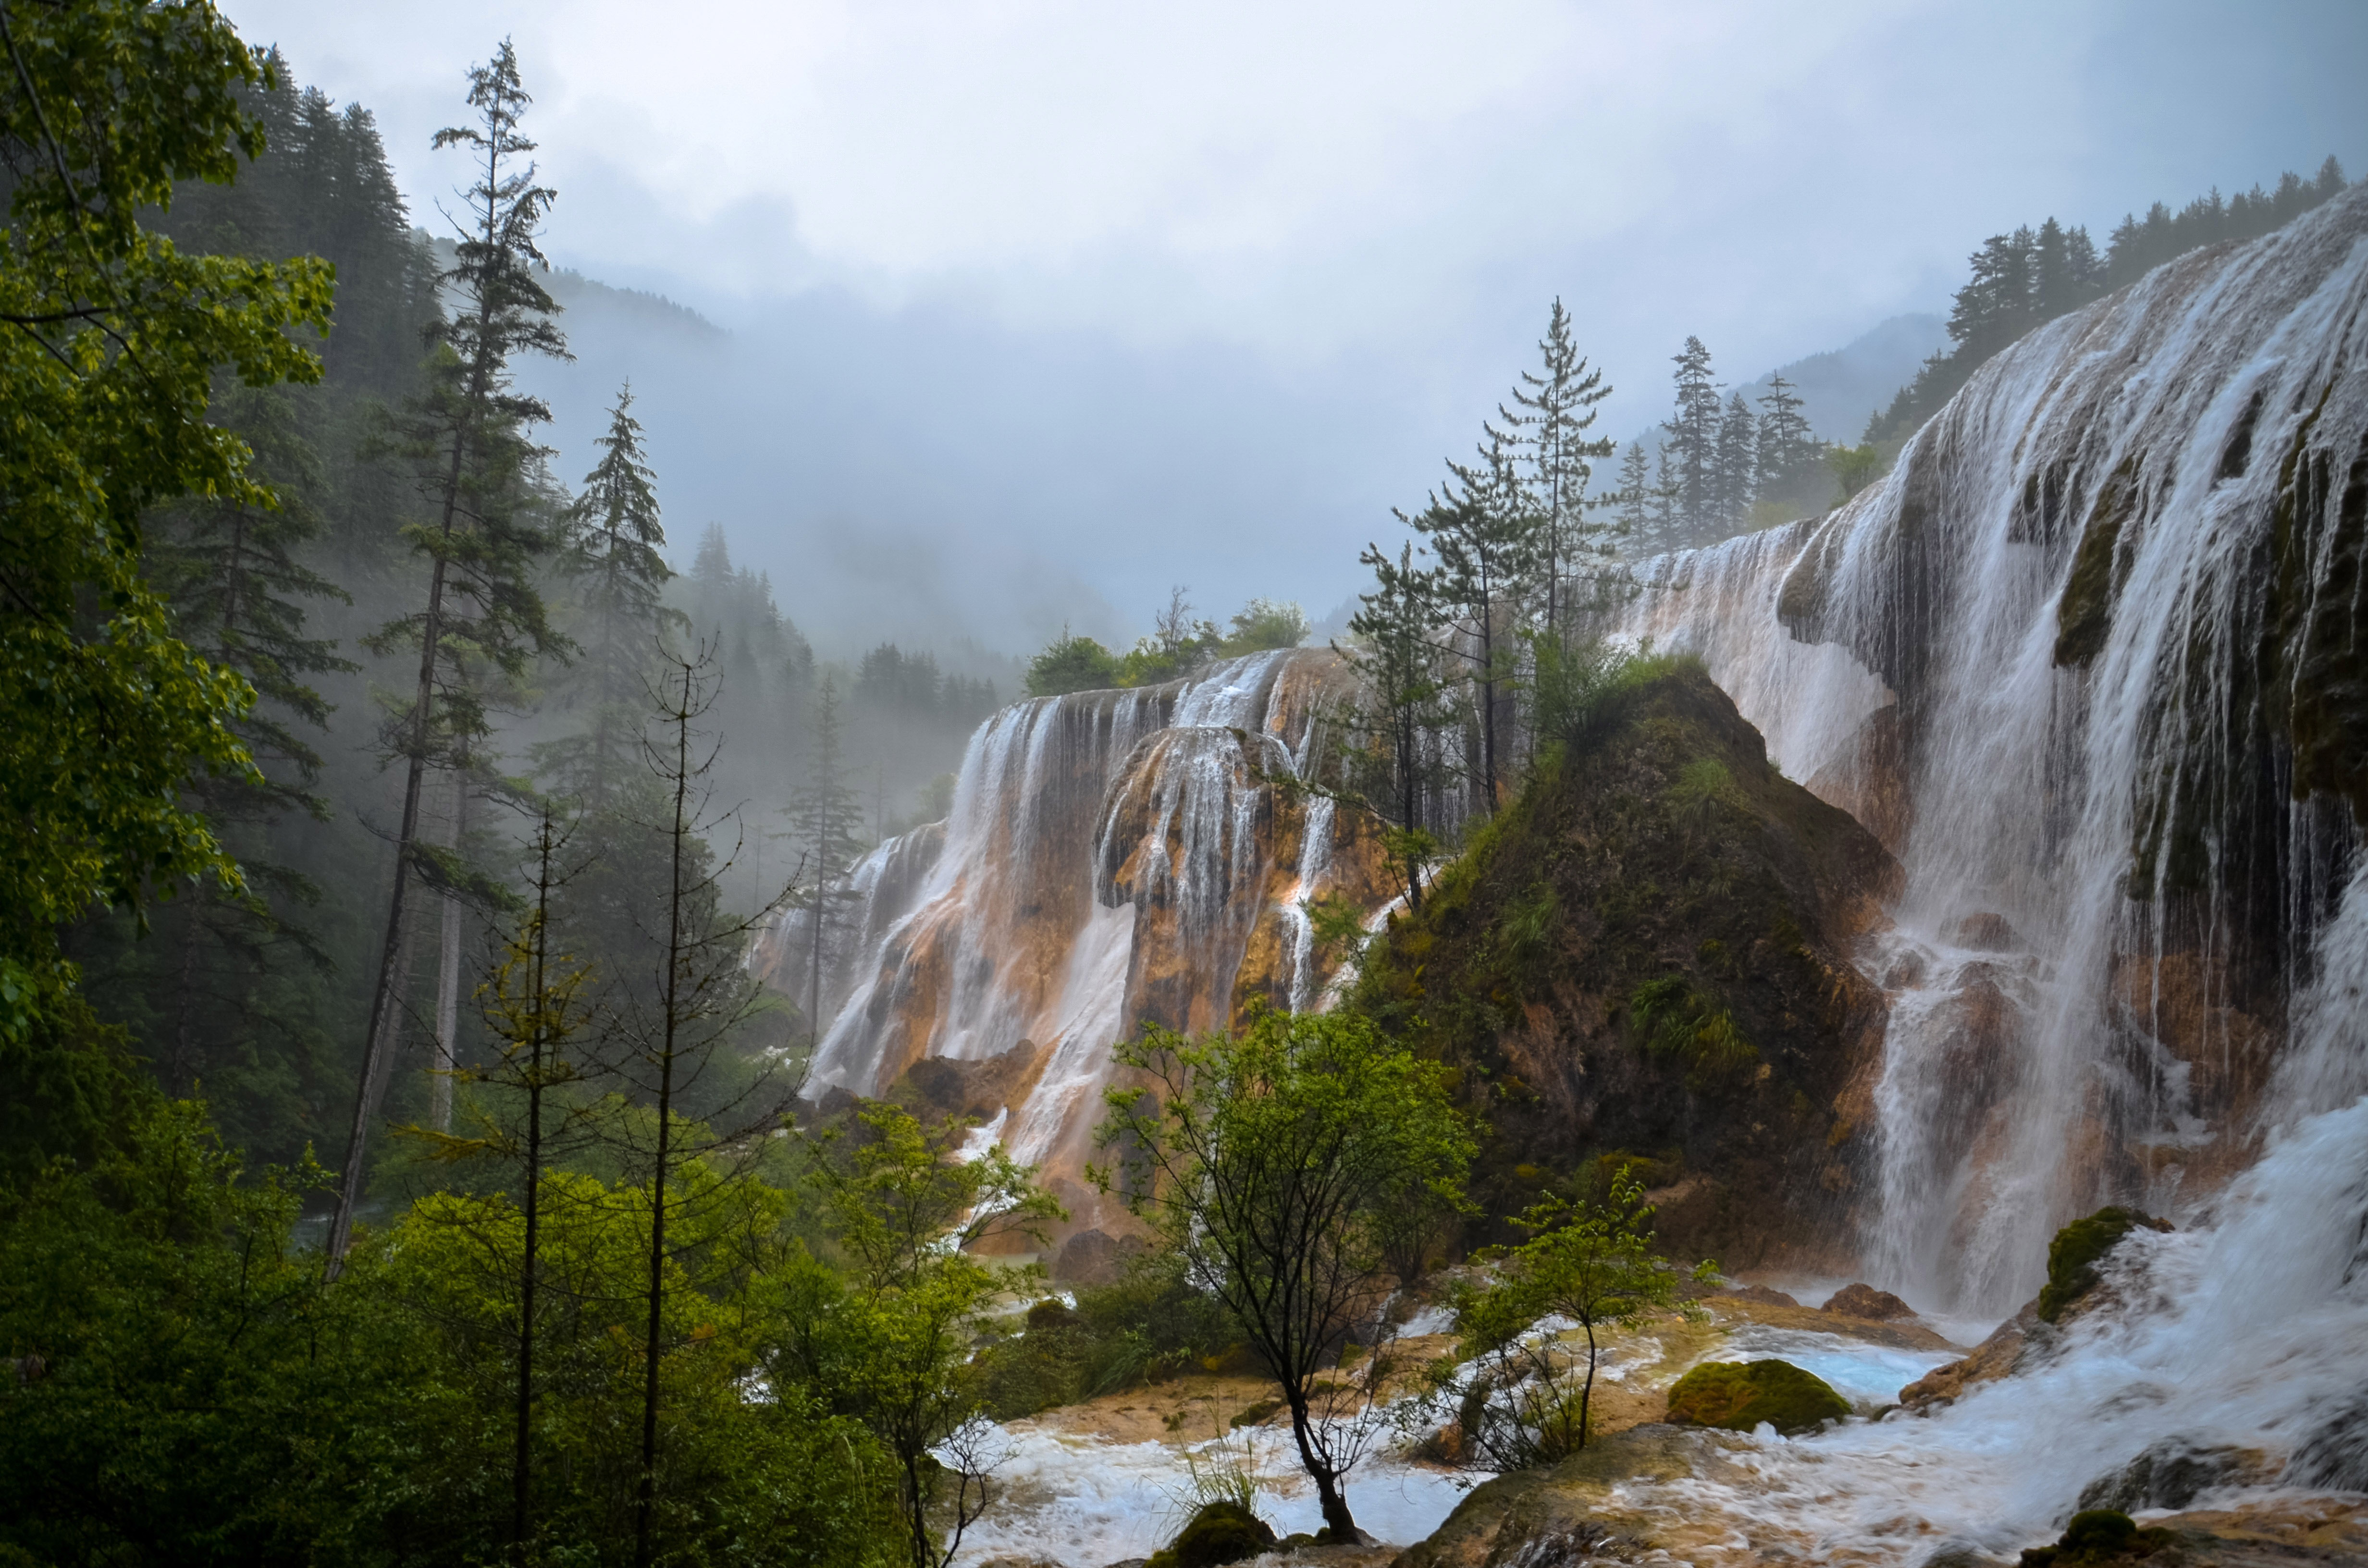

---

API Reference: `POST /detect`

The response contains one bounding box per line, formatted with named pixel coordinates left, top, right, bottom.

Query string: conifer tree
left=1613, top=441, right=1653, bottom=550
left=1714, top=390, right=1757, bottom=526
left=1661, top=337, right=1722, bottom=541
left=332, top=40, right=573, bottom=1268
left=541, top=383, right=682, bottom=809
left=1494, top=299, right=1614, bottom=635
left=1342, top=542, right=1452, bottom=910
left=140, top=382, right=355, bottom=1097
left=597, top=644, right=802, bottom=1568
left=1754, top=374, right=1817, bottom=503
left=1408, top=434, right=1542, bottom=810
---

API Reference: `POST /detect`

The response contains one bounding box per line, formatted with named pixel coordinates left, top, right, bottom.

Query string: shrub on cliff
left=1665, top=1358, right=1850, bottom=1434
left=1025, top=630, right=1120, bottom=696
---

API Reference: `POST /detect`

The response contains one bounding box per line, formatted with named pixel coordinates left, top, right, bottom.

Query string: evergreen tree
left=1409, top=433, right=1542, bottom=811
left=1713, top=390, right=1757, bottom=525
left=139, top=381, right=355, bottom=1102
left=1494, top=299, right=1615, bottom=634
left=333, top=41, right=573, bottom=1268
left=1614, top=441, right=1653, bottom=553
left=1342, top=542, right=1452, bottom=911
left=542, top=383, right=682, bottom=810
left=1661, top=337, right=1722, bottom=540
left=784, top=677, right=867, bottom=1045
left=1753, top=373, right=1817, bottom=503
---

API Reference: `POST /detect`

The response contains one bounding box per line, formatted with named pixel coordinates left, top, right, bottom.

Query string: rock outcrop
left=1349, top=662, right=1899, bottom=1266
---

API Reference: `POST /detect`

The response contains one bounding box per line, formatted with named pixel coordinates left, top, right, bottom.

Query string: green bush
left=1025, top=631, right=1120, bottom=697
left=1665, top=1359, right=1849, bottom=1434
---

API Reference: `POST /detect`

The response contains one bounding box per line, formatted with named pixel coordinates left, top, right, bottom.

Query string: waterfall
left=778, top=647, right=1391, bottom=1215
left=1614, top=184, right=2368, bottom=1314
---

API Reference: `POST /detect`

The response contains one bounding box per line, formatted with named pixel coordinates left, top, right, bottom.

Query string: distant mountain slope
left=1622, top=313, right=1948, bottom=453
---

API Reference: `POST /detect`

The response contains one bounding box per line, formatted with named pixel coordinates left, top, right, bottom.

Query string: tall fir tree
left=541, top=383, right=681, bottom=810
left=1753, top=374, right=1818, bottom=503
left=1410, top=433, right=1542, bottom=811
left=1614, top=441, right=1653, bottom=553
left=1343, top=542, right=1452, bottom=911
left=1713, top=390, right=1758, bottom=525
left=1493, top=299, right=1615, bottom=634
left=333, top=41, right=573, bottom=1267
left=1661, top=337, right=1721, bottom=541
left=136, top=382, right=356, bottom=1108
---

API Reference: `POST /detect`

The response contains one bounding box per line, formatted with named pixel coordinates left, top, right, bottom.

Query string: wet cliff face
left=1350, top=665, right=1899, bottom=1270
left=760, top=649, right=1396, bottom=1227
left=1615, top=185, right=2368, bottom=1311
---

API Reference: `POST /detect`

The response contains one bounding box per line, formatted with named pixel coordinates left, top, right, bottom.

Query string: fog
left=230, top=0, right=2367, bottom=661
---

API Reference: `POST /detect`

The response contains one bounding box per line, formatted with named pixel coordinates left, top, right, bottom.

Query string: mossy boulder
left=2019, top=1508, right=2176, bottom=1565
left=2037, top=1207, right=2170, bottom=1324
left=1665, top=1358, right=1850, bottom=1434
left=1147, top=1500, right=1276, bottom=1568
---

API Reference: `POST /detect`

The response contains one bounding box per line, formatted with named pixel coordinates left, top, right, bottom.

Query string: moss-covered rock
left=1665, top=1359, right=1850, bottom=1434
left=2018, top=1507, right=2177, bottom=1565
left=1146, top=1500, right=1275, bottom=1568
left=2037, top=1206, right=2169, bottom=1324
left=1346, top=662, right=1899, bottom=1266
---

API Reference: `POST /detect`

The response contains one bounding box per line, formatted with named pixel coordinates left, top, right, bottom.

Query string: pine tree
left=1342, top=542, right=1452, bottom=910
left=1714, top=391, right=1757, bottom=526
left=1494, top=299, right=1615, bottom=635
left=1408, top=433, right=1542, bottom=811
left=140, top=382, right=356, bottom=1098
left=1753, top=374, right=1815, bottom=501
left=1649, top=441, right=1682, bottom=556
left=1661, top=337, right=1722, bottom=541
left=1614, top=441, right=1653, bottom=554
left=541, top=383, right=682, bottom=810
left=784, top=676, right=867, bottom=1046
left=332, top=41, right=573, bottom=1269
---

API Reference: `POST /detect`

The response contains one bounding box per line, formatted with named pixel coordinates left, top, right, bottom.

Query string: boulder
left=1899, top=1300, right=2041, bottom=1410
left=1147, top=1500, right=1274, bottom=1568
left=1822, top=1282, right=1915, bottom=1320
left=1955, top=912, right=2020, bottom=950
left=1665, top=1359, right=1850, bottom=1435
left=2076, top=1439, right=2280, bottom=1513
left=2038, top=1207, right=2171, bottom=1324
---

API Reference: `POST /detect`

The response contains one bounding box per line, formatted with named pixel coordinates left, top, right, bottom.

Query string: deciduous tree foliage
left=1096, top=1006, right=1474, bottom=1542
left=1, top=0, right=331, bottom=1155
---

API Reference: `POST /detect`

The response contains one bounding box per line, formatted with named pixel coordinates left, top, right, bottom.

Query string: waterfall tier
left=755, top=648, right=1397, bottom=1225
left=1615, top=183, right=2368, bottom=1312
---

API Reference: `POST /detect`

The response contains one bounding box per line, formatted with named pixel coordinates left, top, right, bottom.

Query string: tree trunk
left=1285, top=1392, right=1360, bottom=1542
left=431, top=767, right=467, bottom=1134
left=636, top=669, right=695, bottom=1568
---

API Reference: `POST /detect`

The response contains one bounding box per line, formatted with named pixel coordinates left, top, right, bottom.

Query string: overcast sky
left=228, top=0, right=2367, bottom=658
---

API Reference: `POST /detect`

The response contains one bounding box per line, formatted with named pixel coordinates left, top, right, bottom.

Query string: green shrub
left=1025, top=631, right=1120, bottom=697
left=1665, top=1359, right=1849, bottom=1434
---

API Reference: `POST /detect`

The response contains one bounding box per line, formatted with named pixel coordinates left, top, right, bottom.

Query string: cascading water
left=1618, top=183, right=2368, bottom=1317
left=767, top=647, right=1394, bottom=1216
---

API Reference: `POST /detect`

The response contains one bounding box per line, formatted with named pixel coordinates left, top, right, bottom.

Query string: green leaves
left=2, top=0, right=333, bottom=1034
left=1446, top=1164, right=1715, bottom=1467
